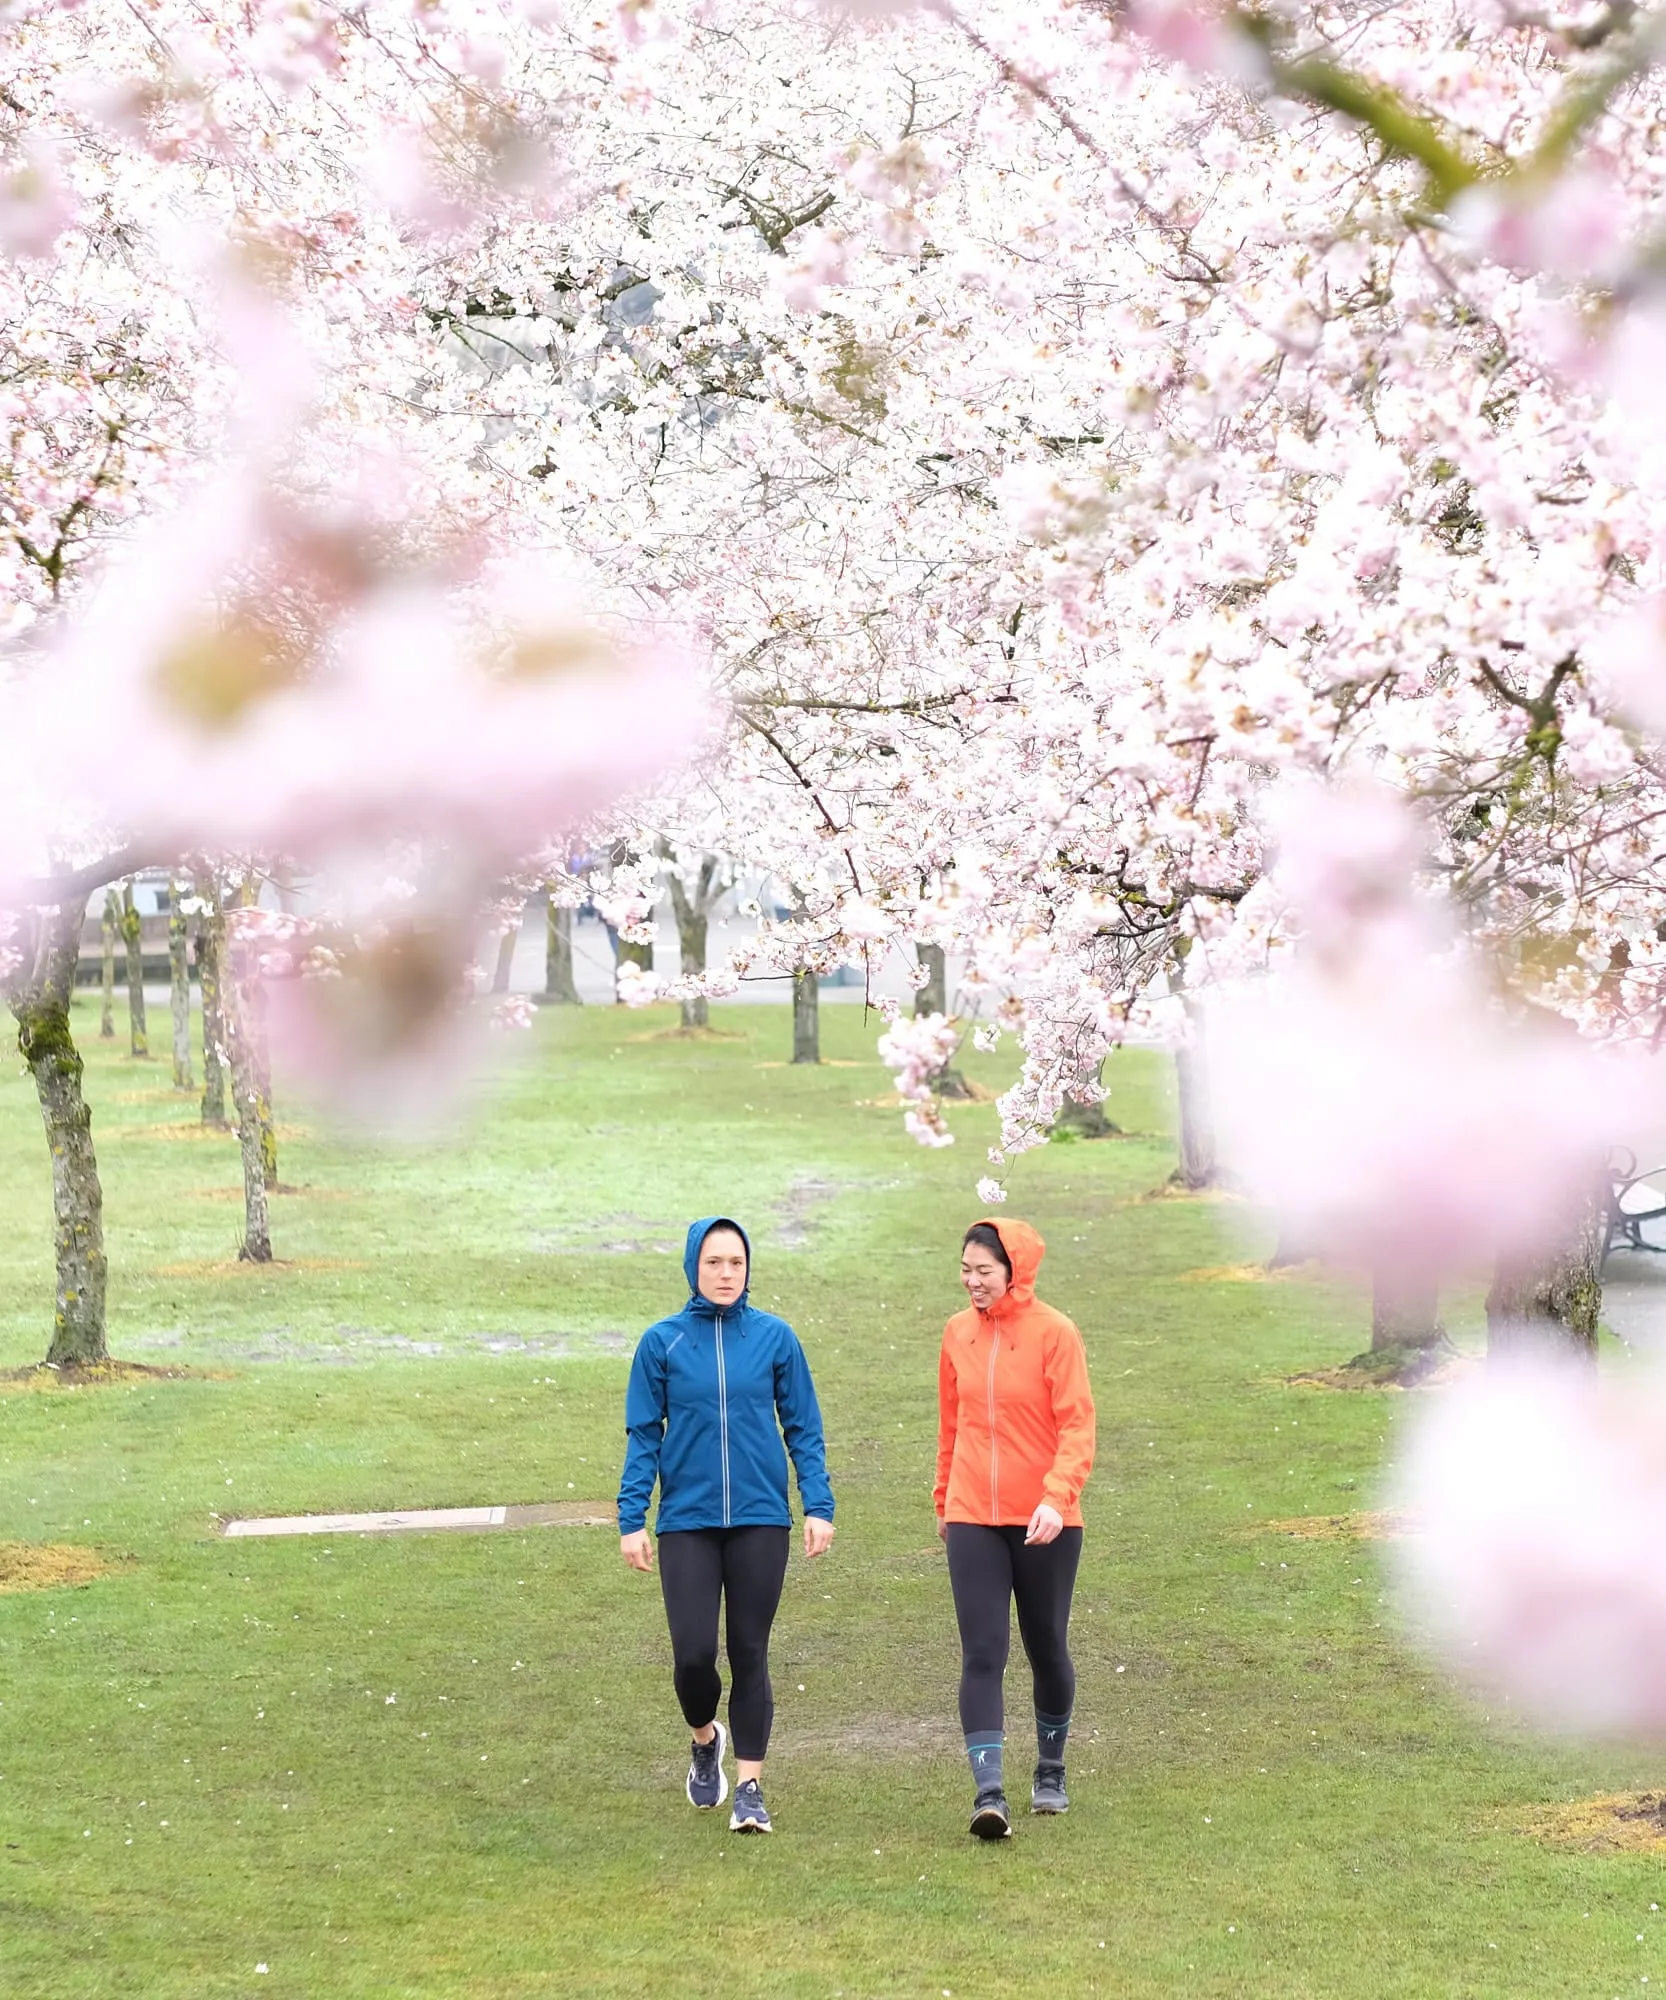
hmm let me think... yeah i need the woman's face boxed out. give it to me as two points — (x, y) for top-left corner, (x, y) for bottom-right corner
(960, 1241), (1010, 1312)
(696, 1228), (748, 1308)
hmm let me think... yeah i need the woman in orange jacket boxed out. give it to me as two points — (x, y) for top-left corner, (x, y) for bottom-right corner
(936, 1217), (1095, 1839)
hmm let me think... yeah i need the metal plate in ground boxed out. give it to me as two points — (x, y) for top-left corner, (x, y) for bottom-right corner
(222, 1501), (613, 1538)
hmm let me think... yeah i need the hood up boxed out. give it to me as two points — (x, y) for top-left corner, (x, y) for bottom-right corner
(977, 1215), (1044, 1312)
(683, 1215), (752, 1313)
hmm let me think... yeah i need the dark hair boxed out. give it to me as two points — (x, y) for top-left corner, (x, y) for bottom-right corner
(962, 1223), (1012, 1277)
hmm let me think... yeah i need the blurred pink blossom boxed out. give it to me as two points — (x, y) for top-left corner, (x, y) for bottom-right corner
(241, 905), (501, 1129)
(43, 473), (707, 875)
(1210, 784), (1654, 1271)
(1451, 168), (1626, 284)
(879, 1011), (962, 1147)
(1393, 1357), (1666, 1737)
(1126, 0), (1265, 79)
(0, 139), (76, 260)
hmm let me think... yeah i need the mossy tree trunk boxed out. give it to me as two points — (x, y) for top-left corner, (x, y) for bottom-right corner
(914, 942), (972, 1099)
(1050, 1058), (1117, 1139)
(232, 879), (278, 1191)
(792, 967), (820, 1064)
(7, 899), (108, 1367)
(1173, 994), (1219, 1190)
(99, 889), (118, 1039)
(665, 851), (726, 1031)
(120, 882), (148, 1058)
(490, 914), (520, 995)
(195, 877), (229, 1128)
(216, 878), (272, 1261)
(540, 896), (581, 1004)
(613, 931), (652, 1000)
(168, 878), (194, 1092)
(1054, 1093), (1118, 1139)
(1486, 1173), (1607, 1368)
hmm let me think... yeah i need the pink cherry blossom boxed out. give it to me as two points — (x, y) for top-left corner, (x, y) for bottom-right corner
(1394, 1357), (1666, 1737)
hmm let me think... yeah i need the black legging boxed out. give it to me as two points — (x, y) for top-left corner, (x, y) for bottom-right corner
(945, 1522), (1083, 1736)
(658, 1525), (790, 1761)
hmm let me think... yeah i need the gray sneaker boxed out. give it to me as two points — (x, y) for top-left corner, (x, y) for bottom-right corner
(970, 1788), (1012, 1840)
(730, 1777), (773, 1834)
(1031, 1763), (1069, 1814)
(686, 1721), (728, 1809)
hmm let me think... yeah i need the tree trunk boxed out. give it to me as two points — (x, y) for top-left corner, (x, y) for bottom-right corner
(248, 964), (278, 1190)
(673, 908), (708, 1029)
(1173, 998), (1218, 1190)
(666, 861), (717, 1030)
(224, 942), (273, 1263)
(1054, 1094), (1118, 1139)
(1486, 1174), (1608, 1368)
(196, 882), (229, 1128)
(613, 932), (653, 1002)
(99, 890), (118, 1039)
(168, 880), (194, 1092)
(120, 882), (148, 1058)
(913, 941), (971, 1098)
(490, 917), (519, 995)
(914, 942), (947, 1018)
(792, 967), (820, 1064)
(540, 897), (581, 1004)
(1372, 1265), (1447, 1353)
(8, 900), (108, 1367)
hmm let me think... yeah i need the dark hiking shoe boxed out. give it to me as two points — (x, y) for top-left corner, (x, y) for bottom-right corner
(1031, 1763), (1069, 1815)
(730, 1778), (773, 1834)
(970, 1789), (1013, 1840)
(686, 1721), (728, 1810)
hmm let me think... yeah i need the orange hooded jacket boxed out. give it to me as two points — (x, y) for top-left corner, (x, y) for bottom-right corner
(935, 1218), (1096, 1529)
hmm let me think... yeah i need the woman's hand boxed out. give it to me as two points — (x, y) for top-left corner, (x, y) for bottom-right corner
(619, 1529), (655, 1572)
(804, 1516), (835, 1559)
(937, 1515), (948, 1542)
(1025, 1503), (1064, 1546)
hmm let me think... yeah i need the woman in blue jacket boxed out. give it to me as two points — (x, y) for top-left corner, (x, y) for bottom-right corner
(618, 1216), (835, 1834)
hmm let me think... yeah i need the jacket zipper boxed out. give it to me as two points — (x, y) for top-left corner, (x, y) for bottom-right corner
(716, 1312), (731, 1527)
(985, 1322), (1000, 1522)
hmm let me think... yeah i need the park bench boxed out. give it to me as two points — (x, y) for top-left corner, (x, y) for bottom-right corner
(1605, 1147), (1666, 1264)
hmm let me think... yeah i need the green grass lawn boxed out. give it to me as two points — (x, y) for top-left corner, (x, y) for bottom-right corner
(0, 999), (1660, 1998)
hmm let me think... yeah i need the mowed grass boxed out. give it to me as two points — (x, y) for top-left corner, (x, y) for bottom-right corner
(0, 999), (1661, 1999)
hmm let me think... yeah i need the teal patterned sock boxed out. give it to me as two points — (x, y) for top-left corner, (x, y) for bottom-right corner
(965, 1734), (1004, 1792)
(1036, 1708), (1071, 1766)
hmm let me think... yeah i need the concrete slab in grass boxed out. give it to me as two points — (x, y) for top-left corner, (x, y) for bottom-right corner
(222, 1501), (614, 1538)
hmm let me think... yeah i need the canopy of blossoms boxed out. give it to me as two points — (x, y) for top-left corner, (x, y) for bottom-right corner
(8, 0), (1666, 1727)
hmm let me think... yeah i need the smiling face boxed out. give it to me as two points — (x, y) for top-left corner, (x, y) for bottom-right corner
(696, 1226), (748, 1308)
(960, 1239), (1011, 1312)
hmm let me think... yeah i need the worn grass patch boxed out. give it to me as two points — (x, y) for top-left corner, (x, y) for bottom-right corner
(1288, 1352), (1472, 1392)
(116, 1121), (312, 1142)
(629, 1025), (748, 1043)
(147, 1257), (371, 1278)
(1181, 1261), (1325, 1284)
(1135, 1180), (1245, 1204)
(0, 1358), (203, 1391)
(183, 1183), (362, 1203)
(1259, 1509), (1417, 1541)
(1521, 1793), (1666, 1854)
(0, 1541), (114, 1591)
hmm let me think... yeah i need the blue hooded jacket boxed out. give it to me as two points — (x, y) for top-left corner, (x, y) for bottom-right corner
(617, 1217), (834, 1536)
